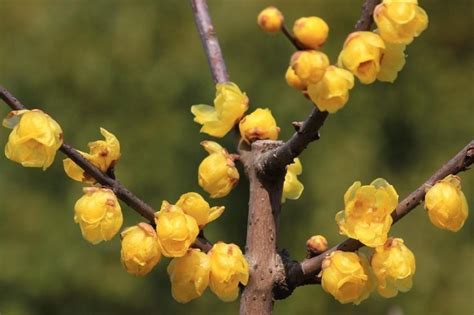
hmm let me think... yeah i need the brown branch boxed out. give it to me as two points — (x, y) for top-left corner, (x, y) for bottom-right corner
(240, 141), (285, 315)
(281, 24), (306, 50)
(260, 0), (381, 173)
(354, 0), (380, 31)
(190, 0), (229, 84)
(0, 85), (211, 252)
(274, 140), (474, 298)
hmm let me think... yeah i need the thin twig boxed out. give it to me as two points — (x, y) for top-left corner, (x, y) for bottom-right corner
(279, 140), (474, 293)
(190, 0), (229, 84)
(281, 24), (306, 50)
(0, 85), (212, 252)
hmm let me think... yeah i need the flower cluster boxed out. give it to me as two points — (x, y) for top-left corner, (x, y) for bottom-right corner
(120, 194), (249, 303)
(168, 242), (248, 303)
(320, 172), (468, 304)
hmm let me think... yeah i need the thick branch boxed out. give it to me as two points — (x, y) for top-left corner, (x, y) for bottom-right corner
(240, 141), (286, 315)
(0, 85), (211, 252)
(190, 0), (229, 84)
(277, 140), (474, 296)
(261, 0), (381, 172)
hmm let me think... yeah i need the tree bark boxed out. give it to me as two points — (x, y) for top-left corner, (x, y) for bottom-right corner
(240, 140), (285, 315)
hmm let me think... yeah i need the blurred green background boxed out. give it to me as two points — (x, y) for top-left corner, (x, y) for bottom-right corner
(0, 1), (472, 314)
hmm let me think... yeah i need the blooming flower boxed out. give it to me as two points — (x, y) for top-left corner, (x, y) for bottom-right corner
(74, 187), (123, 244)
(208, 242), (249, 302)
(63, 128), (120, 183)
(3, 109), (63, 170)
(282, 158), (304, 202)
(424, 175), (469, 232)
(175, 192), (225, 227)
(239, 108), (280, 143)
(120, 223), (161, 276)
(167, 249), (211, 303)
(293, 16), (329, 49)
(336, 178), (398, 247)
(338, 31), (385, 84)
(257, 6), (284, 33)
(198, 141), (239, 198)
(307, 65), (354, 113)
(290, 50), (330, 85)
(374, 0), (428, 44)
(377, 43), (407, 82)
(191, 82), (249, 138)
(321, 251), (374, 304)
(285, 66), (307, 90)
(155, 201), (199, 257)
(371, 237), (416, 298)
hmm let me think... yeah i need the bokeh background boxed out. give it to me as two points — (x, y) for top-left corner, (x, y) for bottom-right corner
(0, 1), (472, 314)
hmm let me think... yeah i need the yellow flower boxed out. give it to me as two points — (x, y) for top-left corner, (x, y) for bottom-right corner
(293, 16), (329, 49)
(74, 187), (123, 244)
(198, 141), (239, 198)
(208, 242), (249, 302)
(191, 82), (249, 138)
(336, 178), (398, 247)
(167, 249), (211, 303)
(371, 237), (416, 298)
(239, 108), (280, 144)
(338, 31), (385, 84)
(321, 251), (374, 305)
(282, 158), (304, 202)
(257, 6), (284, 33)
(374, 0), (428, 45)
(63, 128), (120, 183)
(285, 66), (307, 91)
(307, 66), (354, 113)
(290, 50), (330, 85)
(306, 235), (328, 254)
(377, 43), (407, 82)
(3, 109), (63, 170)
(155, 201), (199, 257)
(120, 223), (161, 276)
(424, 175), (469, 232)
(176, 192), (225, 227)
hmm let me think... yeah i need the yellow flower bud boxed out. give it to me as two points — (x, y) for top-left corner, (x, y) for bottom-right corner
(198, 141), (239, 198)
(239, 108), (280, 144)
(338, 31), (385, 84)
(336, 178), (399, 247)
(307, 66), (354, 113)
(167, 249), (211, 303)
(155, 201), (199, 257)
(175, 192), (225, 227)
(285, 66), (307, 90)
(306, 235), (328, 254)
(191, 82), (249, 138)
(371, 237), (416, 298)
(293, 16), (329, 49)
(374, 0), (428, 45)
(282, 158), (304, 203)
(257, 6), (284, 33)
(63, 128), (121, 183)
(209, 242), (249, 302)
(377, 43), (407, 82)
(424, 175), (469, 232)
(120, 223), (161, 276)
(321, 251), (374, 305)
(290, 50), (330, 85)
(3, 109), (63, 170)
(74, 187), (123, 244)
